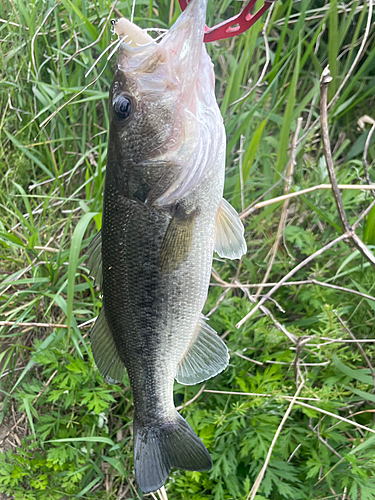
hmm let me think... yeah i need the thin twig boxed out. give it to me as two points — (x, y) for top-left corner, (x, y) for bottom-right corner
(234, 352), (263, 366)
(308, 419), (343, 459)
(131, 0), (137, 23)
(210, 278), (375, 304)
(286, 399), (375, 436)
(31, 3), (60, 78)
(235, 280), (297, 343)
(352, 198), (375, 230)
(255, 118), (303, 299)
(294, 337), (312, 385)
(238, 135), (245, 212)
(168, 0), (174, 24)
(206, 288), (230, 317)
(33, 246), (60, 253)
(158, 486), (168, 500)
(0, 18), (27, 28)
(287, 443), (302, 462)
(240, 180), (282, 215)
(350, 231), (375, 268)
(0, 321), (68, 328)
(0, 239), (54, 296)
(320, 66), (375, 267)
(204, 389), (319, 401)
(335, 313), (375, 389)
(266, 359), (329, 367)
(320, 68), (350, 231)
(176, 384), (207, 411)
(305, 338), (375, 348)
(0, 367), (27, 380)
(65, 0), (118, 64)
(231, 2), (275, 106)
(128, 479), (142, 500)
(246, 381), (305, 500)
(236, 234), (348, 328)
(39, 63), (108, 131)
(320, 68), (375, 268)
(239, 184), (375, 218)
(0, 320), (94, 329)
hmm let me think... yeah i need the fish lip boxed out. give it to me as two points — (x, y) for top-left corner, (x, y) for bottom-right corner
(115, 0), (208, 74)
(116, 39), (158, 72)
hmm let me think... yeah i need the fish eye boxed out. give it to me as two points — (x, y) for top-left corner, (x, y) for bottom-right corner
(113, 95), (133, 122)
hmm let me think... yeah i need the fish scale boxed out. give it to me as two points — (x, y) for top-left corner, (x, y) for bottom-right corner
(87, 0), (247, 492)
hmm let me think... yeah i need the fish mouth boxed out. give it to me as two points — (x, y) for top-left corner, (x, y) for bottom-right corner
(115, 0), (209, 88)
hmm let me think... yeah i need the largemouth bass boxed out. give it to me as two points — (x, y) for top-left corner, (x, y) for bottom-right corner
(87, 0), (246, 492)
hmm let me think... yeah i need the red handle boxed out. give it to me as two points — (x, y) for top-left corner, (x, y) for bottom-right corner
(178, 0), (277, 43)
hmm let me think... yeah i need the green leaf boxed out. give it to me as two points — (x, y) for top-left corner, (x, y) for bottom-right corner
(100, 455), (127, 476)
(23, 397), (36, 439)
(46, 437), (116, 446)
(274, 38), (301, 177)
(66, 212), (98, 337)
(333, 355), (374, 385)
(363, 205), (375, 245)
(235, 118), (268, 200)
(345, 386), (375, 403)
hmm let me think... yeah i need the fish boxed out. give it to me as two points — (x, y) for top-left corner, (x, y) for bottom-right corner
(86, 0), (247, 493)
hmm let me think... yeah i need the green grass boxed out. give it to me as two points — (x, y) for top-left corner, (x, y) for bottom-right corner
(1, 0), (375, 499)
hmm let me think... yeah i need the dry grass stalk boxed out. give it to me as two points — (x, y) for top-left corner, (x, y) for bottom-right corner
(210, 278), (375, 304)
(320, 66), (375, 269)
(231, 1), (275, 106)
(254, 117), (303, 299)
(287, 399), (375, 437)
(158, 486), (169, 500)
(240, 183), (375, 218)
(246, 381), (305, 500)
(65, 0), (119, 64)
(236, 232), (348, 328)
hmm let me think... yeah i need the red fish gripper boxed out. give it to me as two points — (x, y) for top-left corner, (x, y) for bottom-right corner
(178, 0), (278, 43)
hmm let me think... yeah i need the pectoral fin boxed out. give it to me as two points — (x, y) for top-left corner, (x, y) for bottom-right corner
(159, 206), (199, 273)
(214, 198), (247, 259)
(86, 231), (102, 287)
(91, 308), (125, 384)
(176, 316), (229, 385)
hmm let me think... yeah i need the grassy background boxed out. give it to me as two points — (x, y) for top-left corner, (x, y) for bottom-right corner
(1, 0), (375, 498)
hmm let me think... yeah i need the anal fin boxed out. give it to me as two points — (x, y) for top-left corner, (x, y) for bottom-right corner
(214, 198), (247, 259)
(176, 316), (229, 385)
(91, 308), (125, 384)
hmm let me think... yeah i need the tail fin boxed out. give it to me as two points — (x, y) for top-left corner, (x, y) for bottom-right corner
(133, 411), (212, 493)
